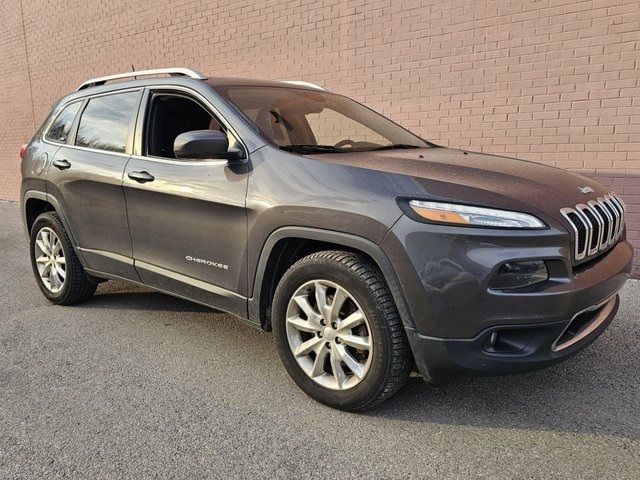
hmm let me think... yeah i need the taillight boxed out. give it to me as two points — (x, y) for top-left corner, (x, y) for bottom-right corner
(19, 144), (27, 159)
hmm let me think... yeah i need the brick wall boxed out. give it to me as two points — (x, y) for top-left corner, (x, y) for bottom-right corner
(0, 0), (638, 276)
(0, 1), (35, 200)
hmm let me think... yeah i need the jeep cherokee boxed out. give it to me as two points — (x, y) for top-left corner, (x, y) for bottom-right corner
(20, 68), (633, 411)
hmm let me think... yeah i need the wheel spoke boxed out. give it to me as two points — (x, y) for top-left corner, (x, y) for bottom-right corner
(41, 230), (50, 249)
(338, 310), (365, 331)
(35, 255), (49, 264)
(56, 256), (66, 265)
(49, 266), (57, 290)
(314, 281), (330, 319)
(310, 343), (329, 377)
(336, 344), (365, 379)
(330, 287), (348, 322)
(52, 239), (62, 255)
(293, 295), (322, 325)
(36, 239), (50, 256)
(287, 315), (321, 334)
(338, 334), (371, 351)
(41, 262), (52, 278)
(330, 348), (347, 389)
(55, 264), (66, 280)
(294, 336), (324, 357)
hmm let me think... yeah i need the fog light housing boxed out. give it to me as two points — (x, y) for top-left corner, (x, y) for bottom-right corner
(490, 260), (548, 290)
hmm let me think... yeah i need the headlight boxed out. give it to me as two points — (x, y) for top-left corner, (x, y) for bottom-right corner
(408, 200), (546, 229)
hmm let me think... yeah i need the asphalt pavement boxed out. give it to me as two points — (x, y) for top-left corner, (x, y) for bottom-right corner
(1, 200), (638, 479)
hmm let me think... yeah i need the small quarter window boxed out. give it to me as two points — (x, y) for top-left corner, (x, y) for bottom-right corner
(45, 102), (81, 143)
(76, 91), (139, 153)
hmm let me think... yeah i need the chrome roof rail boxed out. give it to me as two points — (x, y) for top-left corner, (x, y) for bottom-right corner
(281, 80), (326, 91)
(76, 68), (207, 91)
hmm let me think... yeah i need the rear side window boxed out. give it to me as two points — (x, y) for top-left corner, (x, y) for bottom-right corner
(45, 102), (82, 143)
(75, 91), (139, 153)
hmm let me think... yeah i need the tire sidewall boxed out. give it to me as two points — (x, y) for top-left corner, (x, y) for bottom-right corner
(272, 256), (394, 410)
(30, 214), (72, 303)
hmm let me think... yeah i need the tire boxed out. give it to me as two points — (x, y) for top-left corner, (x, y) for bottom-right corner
(272, 250), (412, 411)
(29, 212), (97, 305)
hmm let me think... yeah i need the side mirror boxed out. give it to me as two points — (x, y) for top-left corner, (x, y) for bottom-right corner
(173, 130), (244, 161)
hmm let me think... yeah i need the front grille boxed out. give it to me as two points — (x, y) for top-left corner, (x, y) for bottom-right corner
(561, 193), (626, 262)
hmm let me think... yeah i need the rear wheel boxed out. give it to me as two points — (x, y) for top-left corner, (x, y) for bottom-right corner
(30, 212), (97, 305)
(272, 250), (412, 411)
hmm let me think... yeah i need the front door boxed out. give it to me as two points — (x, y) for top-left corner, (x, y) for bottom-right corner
(122, 89), (249, 317)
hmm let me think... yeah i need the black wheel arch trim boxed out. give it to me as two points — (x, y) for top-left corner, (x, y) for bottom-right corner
(22, 190), (89, 268)
(248, 226), (416, 329)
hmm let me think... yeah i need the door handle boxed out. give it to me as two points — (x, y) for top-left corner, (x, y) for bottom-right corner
(128, 171), (155, 183)
(53, 159), (71, 170)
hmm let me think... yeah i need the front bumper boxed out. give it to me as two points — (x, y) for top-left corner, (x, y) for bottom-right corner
(381, 215), (633, 382)
(406, 293), (619, 383)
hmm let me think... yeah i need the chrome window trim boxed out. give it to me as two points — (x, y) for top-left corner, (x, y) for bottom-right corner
(42, 87), (142, 152)
(42, 142), (132, 159)
(128, 154), (229, 166)
(41, 83), (247, 164)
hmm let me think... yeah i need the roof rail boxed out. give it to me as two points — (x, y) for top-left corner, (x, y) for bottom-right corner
(281, 80), (326, 91)
(76, 68), (207, 91)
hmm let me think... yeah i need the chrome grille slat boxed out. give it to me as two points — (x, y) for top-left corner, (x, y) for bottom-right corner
(586, 201), (605, 250)
(597, 197), (614, 249)
(603, 198), (616, 241)
(561, 192), (625, 262)
(607, 195), (624, 237)
(575, 205), (594, 256)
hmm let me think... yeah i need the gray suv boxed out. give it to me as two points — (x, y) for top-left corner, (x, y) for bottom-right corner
(20, 68), (633, 411)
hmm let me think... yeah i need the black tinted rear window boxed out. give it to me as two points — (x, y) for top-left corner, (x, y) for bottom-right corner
(75, 91), (139, 153)
(45, 101), (82, 143)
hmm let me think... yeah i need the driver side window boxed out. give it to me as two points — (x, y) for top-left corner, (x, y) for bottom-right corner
(145, 93), (226, 159)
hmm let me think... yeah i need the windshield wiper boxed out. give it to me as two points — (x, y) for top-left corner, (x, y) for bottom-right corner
(279, 144), (348, 154)
(368, 144), (423, 151)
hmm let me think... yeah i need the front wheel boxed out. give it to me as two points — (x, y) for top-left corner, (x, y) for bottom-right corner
(272, 251), (412, 411)
(29, 212), (97, 305)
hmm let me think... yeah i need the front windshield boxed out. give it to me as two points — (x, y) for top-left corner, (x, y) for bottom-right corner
(215, 85), (431, 153)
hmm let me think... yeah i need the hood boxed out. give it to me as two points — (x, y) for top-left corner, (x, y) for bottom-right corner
(310, 147), (609, 225)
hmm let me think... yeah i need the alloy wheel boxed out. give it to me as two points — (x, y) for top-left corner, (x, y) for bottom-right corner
(34, 227), (66, 293)
(285, 279), (373, 390)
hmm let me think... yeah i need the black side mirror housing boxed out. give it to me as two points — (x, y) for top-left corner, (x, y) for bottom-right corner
(173, 130), (244, 161)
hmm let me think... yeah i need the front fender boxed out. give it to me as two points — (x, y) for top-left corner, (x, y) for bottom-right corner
(248, 226), (416, 330)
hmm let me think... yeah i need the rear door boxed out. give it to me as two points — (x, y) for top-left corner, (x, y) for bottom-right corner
(46, 89), (142, 280)
(122, 87), (249, 317)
